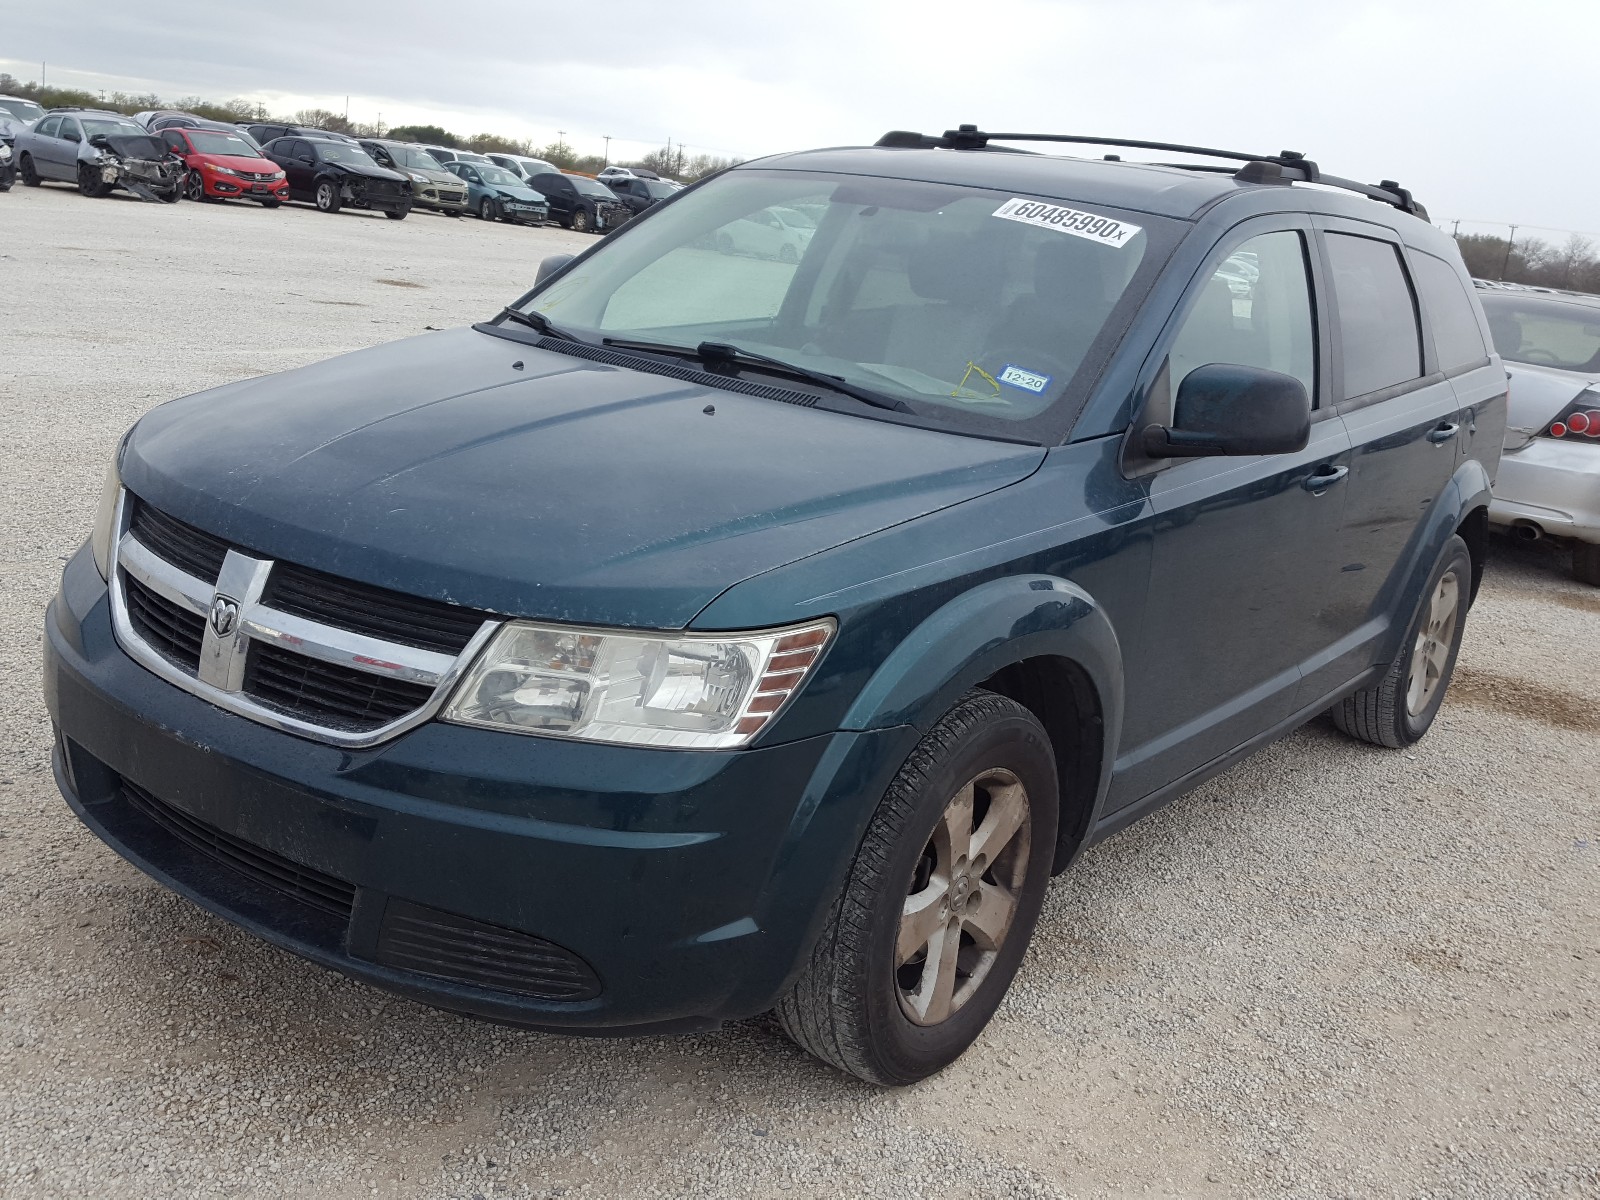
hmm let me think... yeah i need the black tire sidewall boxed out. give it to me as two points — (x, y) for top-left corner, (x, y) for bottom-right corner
(1397, 535), (1472, 741)
(858, 700), (1058, 1083)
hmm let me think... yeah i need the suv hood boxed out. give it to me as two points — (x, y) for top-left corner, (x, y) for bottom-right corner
(122, 327), (1044, 629)
(326, 159), (406, 183)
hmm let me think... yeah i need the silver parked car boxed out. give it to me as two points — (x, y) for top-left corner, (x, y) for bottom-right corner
(1479, 289), (1600, 584)
(14, 109), (184, 201)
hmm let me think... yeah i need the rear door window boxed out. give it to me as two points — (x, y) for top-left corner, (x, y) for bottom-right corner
(1411, 253), (1489, 373)
(1325, 233), (1423, 398)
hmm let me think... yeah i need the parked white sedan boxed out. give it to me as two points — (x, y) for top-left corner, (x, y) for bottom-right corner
(1479, 289), (1600, 584)
(713, 206), (815, 262)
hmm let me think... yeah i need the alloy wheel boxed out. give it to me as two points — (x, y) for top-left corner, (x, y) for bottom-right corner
(316, 182), (336, 211)
(185, 170), (204, 201)
(895, 767), (1031, 1026)
(572, 208), (589, 233)
(1406, 569), (1460, 716)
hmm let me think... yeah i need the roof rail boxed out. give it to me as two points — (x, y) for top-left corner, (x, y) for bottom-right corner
(874, 126), (1428, 220)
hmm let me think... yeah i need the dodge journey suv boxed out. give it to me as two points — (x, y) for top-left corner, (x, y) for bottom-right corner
(44, 126), (1506, 1085)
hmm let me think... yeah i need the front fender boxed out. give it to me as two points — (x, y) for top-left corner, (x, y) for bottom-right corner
(839, 574), (1124, 824)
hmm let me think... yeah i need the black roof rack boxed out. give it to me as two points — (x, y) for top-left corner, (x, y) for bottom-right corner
(874, 125), (1427, 220)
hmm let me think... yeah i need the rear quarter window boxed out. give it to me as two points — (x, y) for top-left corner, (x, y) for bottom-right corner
(1412, 252), (1489, 373)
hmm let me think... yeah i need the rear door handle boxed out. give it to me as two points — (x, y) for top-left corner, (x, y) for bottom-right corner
(1303, 464), (1349, 491)
(1427, 422), (1460, 443)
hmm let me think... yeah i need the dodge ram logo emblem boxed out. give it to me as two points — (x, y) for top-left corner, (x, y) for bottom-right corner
(209, 595), (240, 638)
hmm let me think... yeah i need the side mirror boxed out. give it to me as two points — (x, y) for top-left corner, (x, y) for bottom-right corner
(88, 134), (111, 149)
(536, 254), (574, 285)
(1141, 363), (1310, 458)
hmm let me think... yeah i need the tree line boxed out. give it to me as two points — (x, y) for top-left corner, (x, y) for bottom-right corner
(1453, 231), (1600, 294)
(0, 73), (741, 181)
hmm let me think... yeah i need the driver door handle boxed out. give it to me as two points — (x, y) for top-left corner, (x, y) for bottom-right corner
(1427, 421), (1460, 444)
(1303, 464), (1349, 491)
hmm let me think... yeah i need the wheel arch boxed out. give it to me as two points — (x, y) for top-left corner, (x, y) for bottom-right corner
(838, 575), (1124, 873)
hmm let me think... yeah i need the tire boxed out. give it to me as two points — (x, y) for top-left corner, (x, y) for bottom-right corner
(259, 199), (282, 209)
(1331, 534), (1472, 748)
(478, 196), (498, 221)
(19, 153), (40, 187)
(779, 242), (799, 263)
(184, 170), (205, 201)
(76, 162), (106, 198)
(159, 184), (182, 204)
(446, 209), (461, 218)
(314, 179), (341, 213)
(385, 206), (408, 220)
(1573, 541), (1600, 587)
(715, 231), (734, 253)
(776, 690), (1058, 1086)
(571, 207), (590, 233)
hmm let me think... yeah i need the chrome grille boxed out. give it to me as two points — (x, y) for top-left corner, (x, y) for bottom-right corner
(110, 494), (497, 746)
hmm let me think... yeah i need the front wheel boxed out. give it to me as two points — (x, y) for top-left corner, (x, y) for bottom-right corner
(315, 180), (342, 213)
(776, 690), (1058, 1085)
(478, 196), (499, 221)
(77, 163), (107, 198)
(1332, 534), (1472, 747)
(570, 207), (590, 233)
(184, 170), (205, 201)
(259, 198), (282, 209)
(19, 153), (40, 187)
(385, 206), (409, 220)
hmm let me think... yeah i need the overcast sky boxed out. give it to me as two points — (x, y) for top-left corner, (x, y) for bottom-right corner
(10, 0), (1598, 239)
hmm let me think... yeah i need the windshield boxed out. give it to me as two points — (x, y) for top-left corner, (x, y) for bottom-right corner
(386, 144), (443, 171)
(316, 142), (376, 165)
(186, 131), (261, 157)
(571, 177), (617, 198)
(1482, 295), (1600, 373)
(82, 118), (144, 137)
(0, 98), (45, 123)
(479, 166), (524, 187)
(643, 181), (678, 198)
(518, 168), (1174, 436)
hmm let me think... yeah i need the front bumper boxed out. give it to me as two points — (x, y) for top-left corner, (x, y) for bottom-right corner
(44, 546), (913, 1032)
(1489, 438), (1600, 543)
(414, 187), (469, 212)
(204, 175), (289, 200)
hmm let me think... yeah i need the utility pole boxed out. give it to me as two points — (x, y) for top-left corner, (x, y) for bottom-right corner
(1500, 224), (1519, 281)
(603, 135), (611, 166)
(344, 95), (349, 121)
(1451, 219), (1460, 237)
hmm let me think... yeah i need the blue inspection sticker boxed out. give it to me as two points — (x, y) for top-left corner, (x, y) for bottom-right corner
(998, 364), (1053, 394)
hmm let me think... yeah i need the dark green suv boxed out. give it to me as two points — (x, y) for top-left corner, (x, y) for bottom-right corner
(45, 127), (1505, 1084)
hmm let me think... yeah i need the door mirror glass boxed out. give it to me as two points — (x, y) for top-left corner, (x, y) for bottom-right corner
(536, 254), (575, 285)
(1142, 363), (1310, 458)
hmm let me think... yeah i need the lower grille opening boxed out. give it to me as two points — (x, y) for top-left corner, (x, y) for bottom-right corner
(120, 780), (355, 918)
(124, 575), (205, 670)
(374, 899), (601, 1001)
(243, 643), (434, 732)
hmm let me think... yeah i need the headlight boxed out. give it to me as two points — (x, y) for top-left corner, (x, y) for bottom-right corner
(89, 456), (122, 581)
(443, 619), (834, 749)
(409, 171), (428, 183)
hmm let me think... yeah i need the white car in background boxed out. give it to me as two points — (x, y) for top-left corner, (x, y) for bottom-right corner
(714, 205), (815, 262)
(1478, 288), (1600, 584)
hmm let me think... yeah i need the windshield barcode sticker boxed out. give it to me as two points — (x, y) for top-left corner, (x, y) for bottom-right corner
(992, 199), (1142, 247)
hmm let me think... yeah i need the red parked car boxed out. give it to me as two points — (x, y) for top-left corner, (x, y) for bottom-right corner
(158, 127), (289, 206)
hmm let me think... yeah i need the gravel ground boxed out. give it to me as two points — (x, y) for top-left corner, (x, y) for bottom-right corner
(1, 182), (1596, 1200)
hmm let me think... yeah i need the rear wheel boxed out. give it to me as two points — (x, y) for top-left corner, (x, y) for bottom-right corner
(571, 207), (590, 233)
(315, 179), (342, 213)
(776, 690), (1058, 1085)
(1573, 541), (1600, 587)
(1331, 534), (1471, 747)
(19, 153), (40, 186)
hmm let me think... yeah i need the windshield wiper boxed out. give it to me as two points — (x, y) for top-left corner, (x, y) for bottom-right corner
(600, 337), (913, 413)
(499, 307), (578, 341)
